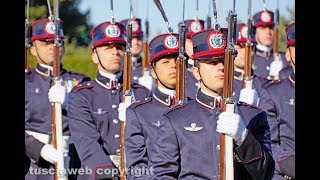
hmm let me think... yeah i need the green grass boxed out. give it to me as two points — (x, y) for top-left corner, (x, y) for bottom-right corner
(28, 43), (97, 79)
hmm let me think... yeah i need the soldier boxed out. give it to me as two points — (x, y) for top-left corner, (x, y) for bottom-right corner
(150, 28), (275, 179)
(233, 23), (264, 105)
(25, 17), (90, 179)
(67, 21), (151, 180)
(252, 9), (291, 81)
(124, 32), (183, 179)
(120, 18), (153, 90)
(258, 22), (295, 180)
(181, 19), (205, 99)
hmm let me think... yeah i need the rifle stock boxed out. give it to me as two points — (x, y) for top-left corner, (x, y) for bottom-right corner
(141, 19), (149, 76)
(25, 20), (31, 73)
(243, 10), (253, 88)
(220, 10), (237, 180)
(51, 1), (66, 179)
(120, 23), (133, 180)
(175, 22), (187, 103)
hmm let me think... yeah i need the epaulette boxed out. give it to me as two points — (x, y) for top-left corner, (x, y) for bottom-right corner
(187, 96), (195, 101)
(237, 101), (262, 111)
(165, 102), (187, 115)
(73, 80), (94, 92)
(132, 83), (149, 91)
(262, 79), (284, 88)
(131, 97), (152, 109)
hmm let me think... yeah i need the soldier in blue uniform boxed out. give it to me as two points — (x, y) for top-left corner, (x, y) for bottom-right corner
(182, 19), (205, 99)
(25, 17), (91, 180)
(124, 33), (182, 179)
(67, 21), (151, 180)
(258, 22), (295, 180)
(252, 10), (291, 81)
(150, 28), (275, 179)
(120, 18), (153, 90)
(233, 23), (265, 105)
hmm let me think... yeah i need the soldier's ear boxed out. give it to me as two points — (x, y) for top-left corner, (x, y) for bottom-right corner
(30, 45), (37, 57)
(192, 65), (201, 81)
(150, 67), (157, 80)
(285, 48), (291, 62)
(91, 50), (99, 65)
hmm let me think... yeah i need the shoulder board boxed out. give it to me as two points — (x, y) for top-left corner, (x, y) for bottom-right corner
(73, 80), (94, 92)
(165, 103), (187, 115)
(131, 97), (152, 109)
(187, 96), (195, 101)
(237, 101), (262, 111)
(263, 79), (284, 88)
(25, 68), (35, 81)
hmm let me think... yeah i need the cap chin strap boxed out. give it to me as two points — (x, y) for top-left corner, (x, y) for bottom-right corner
(198, 65), (222, 95)
(95, 49), (108, 71)
(152, 64), (175, 90)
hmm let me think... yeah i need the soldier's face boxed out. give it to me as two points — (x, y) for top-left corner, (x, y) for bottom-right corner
(286, 46), (295, 69)
(151, 55), (177, 89)
(234, 44), (246, 68)
(256, 26), (274, 46)
(193, 59), (224, 94)
(92, 43), (125, 74)
(30, 40), (64, 65)
(185, 38), (194, 57)
(131, 36), (143, 57)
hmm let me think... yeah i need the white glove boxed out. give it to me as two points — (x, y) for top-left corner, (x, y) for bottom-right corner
(138, 71), (154, 90)
(118, 102), (131, 122)
(48, 80), (67, 104)
(239, 87), (259, 106)
(269, 59), (283, 77)
(216, 112), (248, 146)
(40, 144), (58, 164)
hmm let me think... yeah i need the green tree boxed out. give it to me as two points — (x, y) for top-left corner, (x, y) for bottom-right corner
(25, 0), (92, 46)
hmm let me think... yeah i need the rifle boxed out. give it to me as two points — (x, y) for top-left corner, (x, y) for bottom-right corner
(141, 2), (149, 76)
(176, 0), (187, 103)
(153, 0), (173, 33)
(270, 0), (281, 81)
(51, 0), (66, 179)
(120, 21), (133, 180)
(243, 0), (253, 88)
(25, 1), (31, 73)
(206, 0), (211, 29)
(220, 8), (237, 180)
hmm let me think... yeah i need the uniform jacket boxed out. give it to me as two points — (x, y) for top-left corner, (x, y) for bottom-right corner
(258, 71), (295, 179)
(68, 71), (151, 180)
(150, 89), (275, 180)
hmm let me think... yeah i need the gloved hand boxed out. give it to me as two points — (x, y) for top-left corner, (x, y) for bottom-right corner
(216, 112), (248, 146)
(269, 59), (283, 77)
(48, 80), (67, 104)
(118, 102), (131, 122)
(138, 71), (154, 90)
(239, 87), (259, 106)
(40, 144), (58, 164)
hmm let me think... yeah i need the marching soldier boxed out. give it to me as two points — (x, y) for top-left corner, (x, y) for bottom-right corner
(252, 9), (291, 81)
(233, 23), (265, 105)
(258, 22), (295, 180)
(120, 18), (153, 90)
(150, 28), (275, 179)
(125, 33), (182, 179)
(25, 17), (90, 179)
(182, 19), (205, 99)
(67, 21), (151, 180)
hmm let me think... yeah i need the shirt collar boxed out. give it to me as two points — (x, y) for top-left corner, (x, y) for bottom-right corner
(153, 86), (176, 106)
(196, 89), (221, 109)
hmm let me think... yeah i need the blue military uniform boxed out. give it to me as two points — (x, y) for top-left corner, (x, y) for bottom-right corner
(233, 23), (270, 101)
(252, 10), (291, 80)
(120, 18), (144, 83)
(68, 21), (151, 180)
(150, 26), (274, 180)
(150, 89), (275, 179)
(25, 18), (90, 180)
(258, 22), (295, 180)
(182, 19), (205, 99)
(124, 32), (183, 179)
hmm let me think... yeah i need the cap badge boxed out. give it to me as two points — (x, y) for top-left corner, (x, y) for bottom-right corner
(261, 11), (271, 22)
(190, 21), (201, 33)
(130, 20), (139, 32)
(209, 33), (224, 48)
(240, 26), (248, 39)
(164, 35), (178, 49)
(45, 21), (56, 34)
(105, 24), (121, 37)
